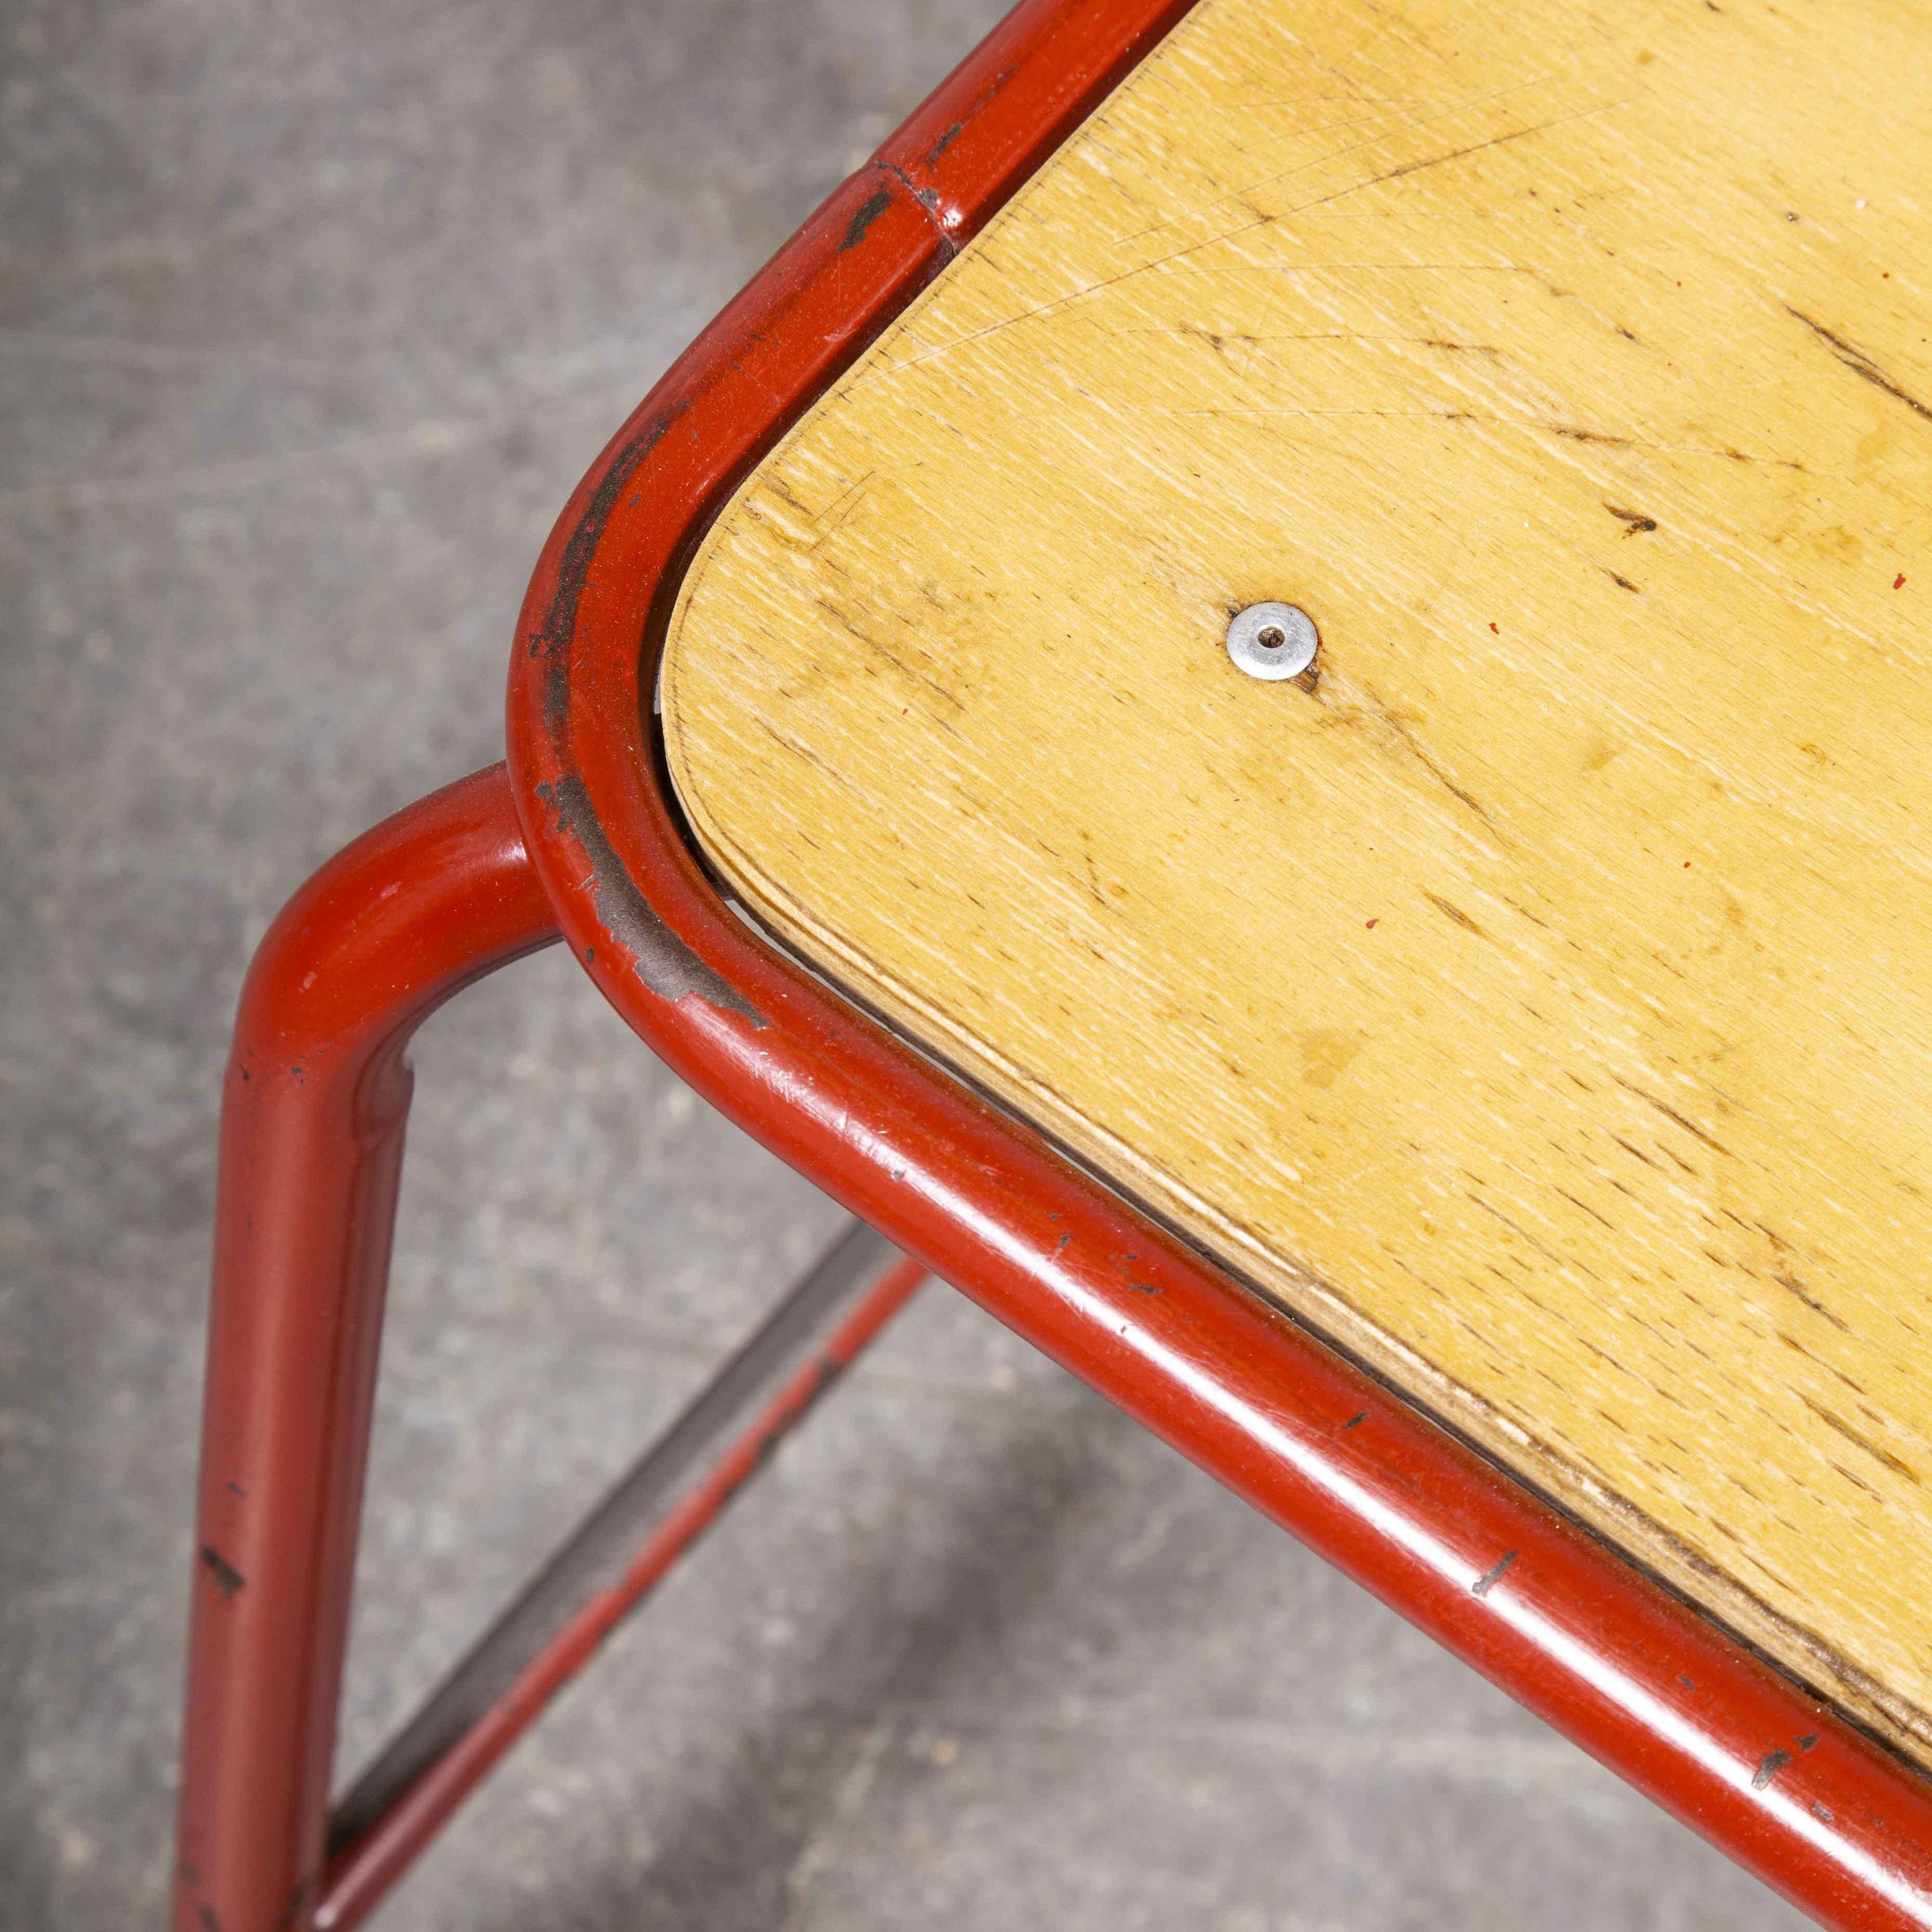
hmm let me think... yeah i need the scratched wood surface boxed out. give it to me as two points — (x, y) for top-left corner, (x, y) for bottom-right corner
(662, 0), (1932, 1757)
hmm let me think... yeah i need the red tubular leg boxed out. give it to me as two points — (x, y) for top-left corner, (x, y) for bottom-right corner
(174, 764), (559, 1932)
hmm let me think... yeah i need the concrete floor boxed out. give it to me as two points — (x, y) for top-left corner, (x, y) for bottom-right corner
(0, 2), (1818, 1926)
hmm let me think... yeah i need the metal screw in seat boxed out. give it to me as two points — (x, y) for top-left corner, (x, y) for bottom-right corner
(1226, 601), (1318, 680)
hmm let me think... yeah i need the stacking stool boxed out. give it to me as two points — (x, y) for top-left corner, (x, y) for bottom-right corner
(174, 0), (1932, 1924)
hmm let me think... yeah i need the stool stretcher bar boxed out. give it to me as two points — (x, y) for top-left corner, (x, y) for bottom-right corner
(320, 1221), (924, 1930)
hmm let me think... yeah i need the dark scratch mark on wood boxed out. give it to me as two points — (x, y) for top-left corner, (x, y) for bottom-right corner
(1785, 307), (1932, 424)
(1772, 1271), (1851, 1333)
(755, 718), (860, 793)
(1423, 891), (1486, 937)
(1777, 1334), (1867, 1401)
(1550, 424), (1635, 447)
(1305, 105), (1631, 217)
(1604, 502), (1658, 533)
(1465, 1191), (1601, 1281)
(1799, 1395), (1921, 1483)
(1355, 685), (1502, 835)
(1610, 1076), (1732, 1156)
(813, 595), (965, 714)
(1557, 1187), (1618, 1231)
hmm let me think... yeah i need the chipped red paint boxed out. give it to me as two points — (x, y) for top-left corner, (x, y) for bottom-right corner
(178, 0), (1932, 1926)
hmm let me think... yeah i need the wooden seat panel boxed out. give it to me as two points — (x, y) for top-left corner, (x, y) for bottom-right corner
(662, 0), (1932, 1758)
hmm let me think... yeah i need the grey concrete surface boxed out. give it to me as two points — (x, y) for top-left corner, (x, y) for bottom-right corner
(0, 2), (1817, 1926)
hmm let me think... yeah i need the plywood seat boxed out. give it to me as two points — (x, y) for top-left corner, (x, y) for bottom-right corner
(660, 0), (1932, 1767)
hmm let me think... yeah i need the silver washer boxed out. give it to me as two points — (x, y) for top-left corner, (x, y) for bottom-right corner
(1226, 602), (1318, 681)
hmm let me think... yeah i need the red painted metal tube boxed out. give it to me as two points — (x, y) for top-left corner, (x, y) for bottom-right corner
(174, 764), (559, 1932)
(499, 1), (1932, 1925)
(315, 1234), (925, 1932)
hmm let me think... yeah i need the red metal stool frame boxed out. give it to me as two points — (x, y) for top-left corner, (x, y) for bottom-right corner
(175, 2), (1932, 1927)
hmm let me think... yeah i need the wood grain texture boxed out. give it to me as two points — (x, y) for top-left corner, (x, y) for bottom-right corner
(662, 0), (1932, 1757)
